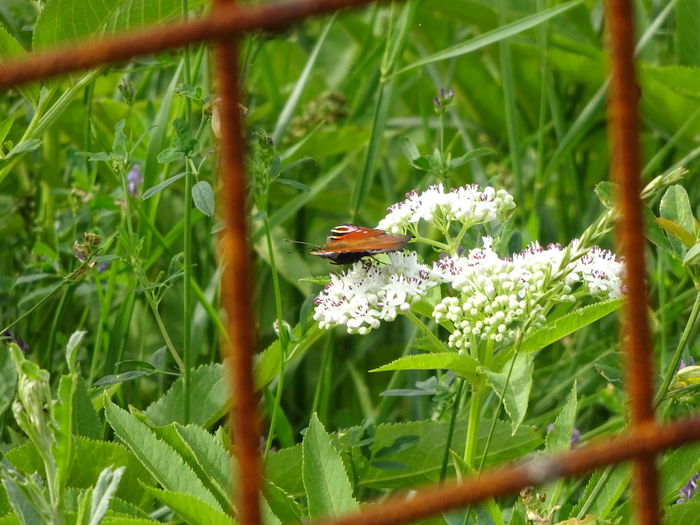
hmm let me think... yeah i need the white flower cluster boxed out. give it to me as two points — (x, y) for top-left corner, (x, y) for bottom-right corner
(376, 184), (515, 234)
(313, 252), (441, 334)
(432, 238), (624, 352)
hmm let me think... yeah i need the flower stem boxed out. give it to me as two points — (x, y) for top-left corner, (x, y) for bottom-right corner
(411, 235), (450, 252)
(403, 310), (449, 353)
(463, 385), (484, 467)
(654, 289), (700, 406)
(440, 377), (464, 481)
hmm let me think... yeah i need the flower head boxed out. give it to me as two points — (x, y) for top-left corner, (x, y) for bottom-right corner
(313, 252), (441, 334)
(432, 237), (624, 352)
(377, 184), (515, 235)
(433, 88), (455, 114)
(127, 164), (142, 196)
(677, 473), (699, 504)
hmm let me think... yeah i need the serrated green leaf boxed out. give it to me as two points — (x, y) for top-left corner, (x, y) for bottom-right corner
(141, 486), (231, 525)
(482, 353), (533, 434)
(262, 479), (302, 524)
(192, 181), (215, 217)
(371, 352), (478, 380)
(144, 363), (228, 427)
(519, 299), (623, 354)
(302, 414), (358, 518)
(104, 401), (220, 510)
(545, 382), (577, 454)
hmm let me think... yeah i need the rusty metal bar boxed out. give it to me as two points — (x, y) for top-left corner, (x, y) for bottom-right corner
(0, 0), (381, 90)
(606, 0), (660, 523)
(213, 1), (261, 523)
(313, 417), (700, 525)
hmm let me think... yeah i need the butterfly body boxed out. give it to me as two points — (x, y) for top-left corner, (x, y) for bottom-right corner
(310, 224), (412, 265)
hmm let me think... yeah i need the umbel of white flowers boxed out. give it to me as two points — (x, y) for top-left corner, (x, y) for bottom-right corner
(312, 185), (624, 343)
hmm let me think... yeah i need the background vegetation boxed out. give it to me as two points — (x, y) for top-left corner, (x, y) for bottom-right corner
(1, 0), (700, 523)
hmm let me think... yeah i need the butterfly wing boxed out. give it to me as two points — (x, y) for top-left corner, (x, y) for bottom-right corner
(310, 225), (412, 264)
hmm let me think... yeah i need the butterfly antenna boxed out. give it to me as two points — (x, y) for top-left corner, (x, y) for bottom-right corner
(284, 239), (321, 249)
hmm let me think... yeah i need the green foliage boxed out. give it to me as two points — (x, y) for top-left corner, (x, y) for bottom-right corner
(1, 0), (700, 522)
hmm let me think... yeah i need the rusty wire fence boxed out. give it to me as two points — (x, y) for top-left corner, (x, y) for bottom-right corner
(1, 0), (699, 524)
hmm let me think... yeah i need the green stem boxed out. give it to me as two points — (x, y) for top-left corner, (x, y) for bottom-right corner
(403, 310), (449, 353)
(264, 215), (289, 456)
(147, 292), (185, 371)
(654, 290), (700, 406)
(440, 378), (464, 481)
(463, 385), (484, 467)
(410, 235), (450, 252)
(181, 0), (193, 424)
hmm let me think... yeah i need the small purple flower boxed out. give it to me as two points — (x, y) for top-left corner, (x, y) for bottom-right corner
(433, 88), (455, 114)
(677, 473), (699, 504)
(127, 164), (143, 196)
(680, 356), (696, 369)
(97, 262), (108, 273)
(546, 423), (581, 448)
(2, 330), (29, 354)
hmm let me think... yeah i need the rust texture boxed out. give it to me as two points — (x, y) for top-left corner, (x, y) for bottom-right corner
(0, 0), (381, 90)
(312, 418), (700, 525)
(213, 0), (261, 523)
(606, 0), (660, 523)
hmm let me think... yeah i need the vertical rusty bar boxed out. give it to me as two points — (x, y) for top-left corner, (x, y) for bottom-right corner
(606, 1), (660, 523)
(213, 0), (262, 523)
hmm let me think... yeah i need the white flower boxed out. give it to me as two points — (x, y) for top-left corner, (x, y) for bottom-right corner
(313, 252), (441, 334)
(376, 184), (515, 234)
(432, 237), (624, 351)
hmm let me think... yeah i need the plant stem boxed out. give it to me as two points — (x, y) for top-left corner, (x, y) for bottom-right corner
(654, 289), (700, 406)
(463, 385), (484, 467)
(403, 310), (449, 353)
(440, 377), (464, 481)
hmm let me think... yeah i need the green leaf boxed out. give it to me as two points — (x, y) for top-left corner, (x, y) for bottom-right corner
(676, 0), (700, 66)
(0, 472), (46, 525)
(519, 299), (624, 354)
(665, 502), (700, 525)
(262, 480), (302, 524)
(660, 443), (700, 504)
(302, 414), (358, 518)
(656, 217), (696, 250)
(142, 486), (231, 525)
(89, 467), (125, 525)
(65, 330), (86, 374)
(482, 353), (533, 434)
(660, 185), (694, 232)
(371, 353), (478, 381)
(4, 140), (41, 160)
(142, 172), (186, 200)
(191, 181), (215, 217)
(397, 0), (583, 74)
(156, 147), (185, 164)
(93, 371), (153, 387)
(449, 148), (494, 169)
(104, 401), (221, 510)
(0, 346), (17, 417)
(644, 205), (672, 252)
(684, 242), (700, 265)
(594, 181), (615, 209)
(571, 465), (630, 519)
(399, 136), (420, 163)
(545, 382), (577, 454)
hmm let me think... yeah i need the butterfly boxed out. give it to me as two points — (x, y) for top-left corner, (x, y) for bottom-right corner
(309, 224), (412, 265)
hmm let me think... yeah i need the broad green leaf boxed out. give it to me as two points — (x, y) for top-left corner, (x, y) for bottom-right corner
(0, 474), (45, 525)
(594, 181), (615, 209)
(660, 185), (694, 231)
(397, 0), (583, 74)
(89, 467), (125, 525)
(0, 347), (17, 417)
(371, 353), (478, 380)
(644, 205), (672, 252)
(5, 437), (154, 505)
(571, 465), (630, 519)
(267, 419), (542, 495)
(142, 486), (231, 525)
(105, 401), (221, 510)
(115, 0), (206, 33)
(4, 140), (41, 160)
(519, 299), (624, 354)
(0, 513), (20, 525)
(192, 181), (215, 218)
(644, 65), (700, 100)
(482, 353), (533, 434)
(0, 25), (36, 106)
(144, 363), (228, 427)
(302, 414), (358, 518)
(399, 136), (420, 162)
(545, 382), (577, 454)
(659, 443), (700, 504)
(664, 501), (700, 524)
(174, 424), (233, 510)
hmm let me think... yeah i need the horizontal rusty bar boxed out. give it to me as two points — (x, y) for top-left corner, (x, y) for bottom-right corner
(314, 417), (700, 525)
(0, 0), (381, 90)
